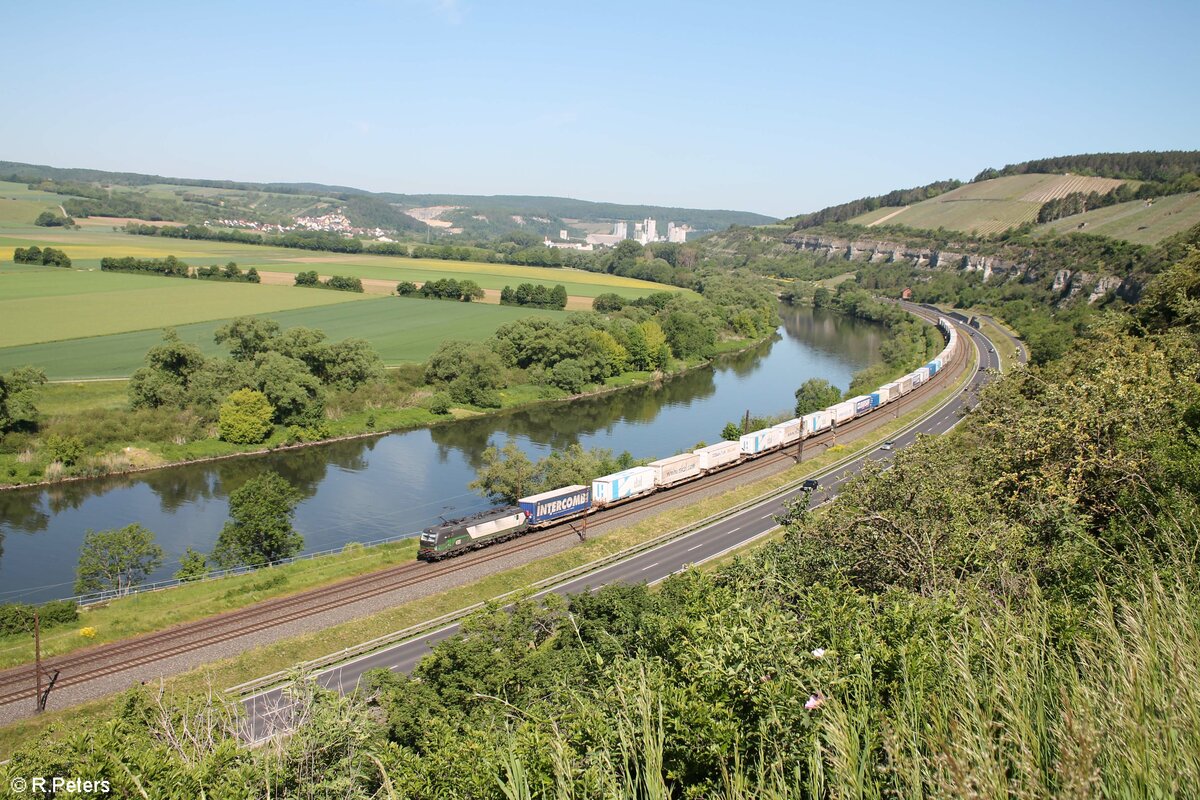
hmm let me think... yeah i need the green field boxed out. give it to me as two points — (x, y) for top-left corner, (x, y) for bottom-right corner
(1039, 191), (1200, 244)
(848, 174), (1131, 236)
(0, 263), (367, 347)
(0, 296), (566, 378)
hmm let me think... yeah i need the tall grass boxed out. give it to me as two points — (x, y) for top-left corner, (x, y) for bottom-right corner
(495, 577), (1200, 798)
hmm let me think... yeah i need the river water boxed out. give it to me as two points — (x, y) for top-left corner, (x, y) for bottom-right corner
(0, 305), (883, 603)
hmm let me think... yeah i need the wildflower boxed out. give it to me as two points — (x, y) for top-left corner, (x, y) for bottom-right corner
(805, 692), (826, 711)
(811, 647), (826, 658)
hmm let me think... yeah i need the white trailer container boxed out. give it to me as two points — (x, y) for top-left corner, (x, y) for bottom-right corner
(591, 466), (658, 506)
(897, 375), (914, 395)
(693, 440), (741, 471)
(739, 426), (784, 456)
(830, 400), (856, 424)
(879, 382), (898, 404)
(647, 452), (702, 487)
(772, 418), (804, 445)
(913, 366), (930, 386)
(803, 410), (831, 437)
(851, 394), (873, 415)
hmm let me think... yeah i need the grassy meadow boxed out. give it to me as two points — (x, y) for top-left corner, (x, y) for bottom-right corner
(0, 296), (567, 378)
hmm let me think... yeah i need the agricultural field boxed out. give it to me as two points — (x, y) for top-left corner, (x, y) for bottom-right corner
(0, 225), (674, 299)
(1039, 191), (1200, 244)
(0, 263), (367, 348)
(849, 173), (1131, 235)
(0, 296), (566, 379)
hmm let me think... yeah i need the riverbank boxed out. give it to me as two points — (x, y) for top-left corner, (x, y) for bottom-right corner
(0, 334), (770, 492)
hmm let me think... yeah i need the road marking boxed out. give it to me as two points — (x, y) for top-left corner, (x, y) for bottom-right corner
(686, 543), (705, 552)
(640, 561), (660, 571)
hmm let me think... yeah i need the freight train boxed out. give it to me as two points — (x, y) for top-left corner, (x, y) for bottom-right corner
(417, 317), (960, 560)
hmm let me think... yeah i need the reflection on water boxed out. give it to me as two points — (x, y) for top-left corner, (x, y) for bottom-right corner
(0, 306), (882, 602)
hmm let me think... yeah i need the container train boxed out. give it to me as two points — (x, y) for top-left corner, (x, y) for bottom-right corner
(417, 317), (960, 560)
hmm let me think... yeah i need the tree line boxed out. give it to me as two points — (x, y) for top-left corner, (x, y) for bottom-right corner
(12, 246), (71, 267)
(294, 270), (363, 292)
(397, 278), (485, 301)
(975, 149), (1200, 182)
(499, 283), (567, 309)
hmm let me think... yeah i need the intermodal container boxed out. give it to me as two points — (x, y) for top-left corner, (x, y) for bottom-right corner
(879, 383), (898, 403)
(925, 361), (938, 377)
(648, 452), (702, 486)
(851, 395), (873, 415)
(772, 418), (804, 445)
(830, 400), (856, 424)
(914, 367), (930, 385)
(803, 410), (831, 436)
(519, 485), (592, 525)
(739, 426), (784, 455)
(591, 466), (657, 506)
(897, 376), (914, 395)
(694, 440), (741, 471)
(869, 391), (883, 408)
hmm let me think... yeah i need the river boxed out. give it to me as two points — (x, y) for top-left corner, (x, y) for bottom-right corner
(0, 305), (884, 603)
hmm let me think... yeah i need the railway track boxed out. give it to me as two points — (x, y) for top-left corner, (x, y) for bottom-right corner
(0, 309), (970, 711)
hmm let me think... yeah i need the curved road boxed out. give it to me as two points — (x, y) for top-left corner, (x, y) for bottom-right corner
(245, 315), (1015, 739)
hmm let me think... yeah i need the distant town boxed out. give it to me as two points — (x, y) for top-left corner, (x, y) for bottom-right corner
(545, 218), (693, 251)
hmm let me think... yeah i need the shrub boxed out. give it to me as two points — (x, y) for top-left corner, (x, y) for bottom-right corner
(45, 434), (85, 466)
(428, 393), (452, 415)
(218, 388), (275, 444)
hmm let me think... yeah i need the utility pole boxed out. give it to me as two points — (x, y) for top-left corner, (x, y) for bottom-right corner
(742, 409), (750, 437)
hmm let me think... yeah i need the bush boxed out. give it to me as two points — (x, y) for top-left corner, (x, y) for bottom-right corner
(396, 281), (419, 296)
(45, 434), (85, 466)
(428, 393), (452, 415)
(218, 388), (275, 444)
(294, 270), (320, 287)
(285, 422), (332, 443)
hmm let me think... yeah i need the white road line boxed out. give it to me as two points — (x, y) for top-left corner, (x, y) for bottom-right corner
(686, 543), (705, 552)
(640, 562), (660, 571)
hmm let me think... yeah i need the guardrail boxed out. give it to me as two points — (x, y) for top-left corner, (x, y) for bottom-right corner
(228, 335), (978, 697)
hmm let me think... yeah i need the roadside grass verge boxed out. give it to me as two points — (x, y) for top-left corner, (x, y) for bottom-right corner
(0, 342), (975, 756)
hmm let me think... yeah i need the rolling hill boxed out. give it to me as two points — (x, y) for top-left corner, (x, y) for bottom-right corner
(0, 160), (775, 240)
(847, 173), (1128, 235)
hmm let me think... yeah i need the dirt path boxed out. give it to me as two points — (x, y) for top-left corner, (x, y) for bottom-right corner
(867, 207), (908, 227)
(255, 271), (594, 310)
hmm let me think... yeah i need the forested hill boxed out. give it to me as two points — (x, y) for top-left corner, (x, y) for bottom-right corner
(973, 149), (1200, 182)
(0, 160), (775, 237)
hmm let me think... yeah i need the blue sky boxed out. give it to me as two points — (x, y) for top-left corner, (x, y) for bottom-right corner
(3, 0), (1197, 217)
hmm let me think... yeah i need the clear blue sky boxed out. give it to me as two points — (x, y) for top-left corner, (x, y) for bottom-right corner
(3, 0), (1197, 218)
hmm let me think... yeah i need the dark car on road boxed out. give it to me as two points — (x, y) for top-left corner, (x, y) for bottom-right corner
(802, 479), (819, 490)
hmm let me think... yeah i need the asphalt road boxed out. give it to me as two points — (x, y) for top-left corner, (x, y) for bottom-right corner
(244, 317), (1013, 740)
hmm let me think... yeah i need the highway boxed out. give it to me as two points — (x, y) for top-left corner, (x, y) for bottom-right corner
(244, 316), (1012, 740)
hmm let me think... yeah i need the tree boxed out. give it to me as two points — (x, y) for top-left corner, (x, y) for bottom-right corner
(593, 293), (626, 312)
(295, 270), (320, 287)
(212, 472), (303, 568)
(458, 280), (485, 302)
(253, 351), (324, 424)
(74, 524), (165, 595)
(35, 210), (73, 227)
(470, 442), (540, 503)
(0, 366), (46, 433)
(215, 317), (281, 361)
(425, 340), (507, 407)
(175, 548), (210, 581)
(794, 378), (843, 416)
(396, 281), (419, 296)
(128, 330), (207, 409)
(218, 388), (275, 444)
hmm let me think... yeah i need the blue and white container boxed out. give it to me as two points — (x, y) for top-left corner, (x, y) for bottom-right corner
(851, 395), (873, 415)
(520, 485), (592, 525)
(591, 467), (657, 506)
(740, 426), (784, 455)
(803, 410), (831, 436)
